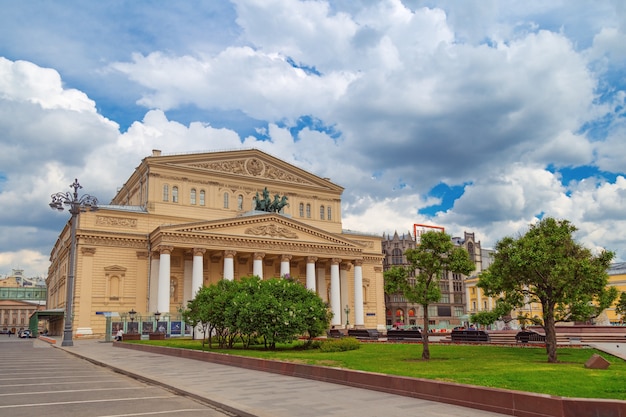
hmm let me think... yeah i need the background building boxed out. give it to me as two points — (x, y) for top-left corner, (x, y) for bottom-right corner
(46, 149), (385, 338)
(381, 231), (482, 330)
(0, 269), (47, 334)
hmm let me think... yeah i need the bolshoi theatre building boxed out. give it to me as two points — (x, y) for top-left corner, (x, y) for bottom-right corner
(46, 149), (385, 338)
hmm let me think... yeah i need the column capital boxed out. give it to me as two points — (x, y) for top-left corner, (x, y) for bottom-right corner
(281, 254), (292, 262)
(193, 248), (206, 256)
(340, 262), (352, 271)
(158, 245), (174, 255)
(306, 256), (318, 264)
(353, 259), (363, 267)
(224, 250), (237, 258)
(331, 258), (342, 265)
(253, 252), (266, 260)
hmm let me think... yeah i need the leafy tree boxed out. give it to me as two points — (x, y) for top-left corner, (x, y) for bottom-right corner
(185, 275), (331, 350)
(615, 292), (626, 323)
(384, 230), (475, 359)
(478, 218), (616, 363)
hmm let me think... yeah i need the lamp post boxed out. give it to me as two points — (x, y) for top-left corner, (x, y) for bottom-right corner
(344, 304), (350, 328)
(50, 179), (98, 347)
(154, 311), (161, 332)
(128, 309), (137, 333)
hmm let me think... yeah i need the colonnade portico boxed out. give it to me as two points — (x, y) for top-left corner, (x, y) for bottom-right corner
(151, 245), (365, 328)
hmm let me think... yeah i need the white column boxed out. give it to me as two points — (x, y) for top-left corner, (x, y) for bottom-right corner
(253, 252), (265, 278)
(306, 256), (317, 291)
(192, 248), (205, 297)
(353, 260), (364, 327)
(340, 263), (350, 327)
(280, 254), (292, 278)
(316, 264), (327, 302)
(223, 250), (236, 281)
(183, 255), (193, 305)
(149, 253), (160, 314)
(157, 246), (173, 313)
(330, 258), (341, 326)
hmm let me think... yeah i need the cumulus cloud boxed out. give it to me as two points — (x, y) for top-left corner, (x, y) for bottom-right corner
(2, 0), (626, 277)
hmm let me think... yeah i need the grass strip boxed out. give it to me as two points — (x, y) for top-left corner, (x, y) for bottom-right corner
(129, 339), (626, 400)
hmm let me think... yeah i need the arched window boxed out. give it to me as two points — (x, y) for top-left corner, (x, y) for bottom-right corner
(320, 205), (325, 220)
(299, 203), (304, 217)
(162, 184), (169, 201)
(199, 190), (205, 206)
(190, 188), (196, 205)
(237, 194), (244, 210)
(327, 206), (332, 221)
(172, 186), (179, 203)
(223, 192), (229, 208)
(392, 248), (403, 265)
(306, 204), (311, 218)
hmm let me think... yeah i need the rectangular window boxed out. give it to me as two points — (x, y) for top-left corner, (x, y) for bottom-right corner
(162, 185), (169, 201)
(190, 189), (196, 205)
(327, 206), (332, 220)
(199, 190), (205, 206)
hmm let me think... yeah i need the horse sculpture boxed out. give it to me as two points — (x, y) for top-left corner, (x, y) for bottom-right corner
(254, 187), (288, 213)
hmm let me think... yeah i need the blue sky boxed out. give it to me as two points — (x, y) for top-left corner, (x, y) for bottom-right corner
(1, 0), (626, 277)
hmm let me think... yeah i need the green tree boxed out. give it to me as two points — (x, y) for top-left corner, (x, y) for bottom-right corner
(615, 292), (626, 323)
(478, 218), (616, 363)
(384, 230), (475, 359)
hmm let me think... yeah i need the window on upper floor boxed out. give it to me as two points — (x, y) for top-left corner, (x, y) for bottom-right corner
(223, 192), (229, 208)
(306, 204), (311, 218)
(172, 186), (179, 203)
(163, 184), (169, 201)
(327, 206), (332, 220)
(320, 205), (325, 220)
(299, 203), (304, 217)
(392, 248), (403, 265)
(238, 194), (243, 210)
(190, 189), (196, 205)
(199, 190), (205, 206)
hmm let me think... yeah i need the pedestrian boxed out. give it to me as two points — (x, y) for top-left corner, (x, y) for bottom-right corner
(115, 328), (124, 341)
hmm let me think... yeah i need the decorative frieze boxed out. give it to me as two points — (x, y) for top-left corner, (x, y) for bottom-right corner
(96, 215), (138, 228)
(245, 224), (298, 239)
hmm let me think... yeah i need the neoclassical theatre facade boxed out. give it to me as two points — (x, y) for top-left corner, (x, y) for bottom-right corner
(47, 149), (385, 338)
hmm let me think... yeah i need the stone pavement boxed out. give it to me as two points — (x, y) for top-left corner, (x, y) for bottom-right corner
(46, 338), (511, 417)
(586, 342), (626, 360)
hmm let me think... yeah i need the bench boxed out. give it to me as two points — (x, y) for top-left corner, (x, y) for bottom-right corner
(386, 330), (422, 340)
(347, 329), (380, 340)
(515, 331), (545, 343)
(450, 330), (490, 343)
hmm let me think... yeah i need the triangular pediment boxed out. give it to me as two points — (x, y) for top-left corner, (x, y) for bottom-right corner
(159, 213), (361, 248)
(150, 149), (343, 192)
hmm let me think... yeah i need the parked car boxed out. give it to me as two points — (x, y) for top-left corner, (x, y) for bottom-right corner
(19, 330), (31, 338)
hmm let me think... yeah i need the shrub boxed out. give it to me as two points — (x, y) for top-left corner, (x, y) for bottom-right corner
(319, 337), (361, 352)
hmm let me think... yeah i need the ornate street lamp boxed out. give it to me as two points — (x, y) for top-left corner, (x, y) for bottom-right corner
(50, 179), (98, 347)
(154, 311), (161, 332)
(344, 304), (350, 328)
(128, 309), (137, 333)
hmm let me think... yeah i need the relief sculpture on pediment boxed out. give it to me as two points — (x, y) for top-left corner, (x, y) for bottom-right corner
(245, 224), (299, 239)
(188, 158), (313, 185)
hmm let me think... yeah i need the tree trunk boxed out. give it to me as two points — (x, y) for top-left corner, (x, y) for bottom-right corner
(543, 306), (558, 363)
(422, 304), (430, 360)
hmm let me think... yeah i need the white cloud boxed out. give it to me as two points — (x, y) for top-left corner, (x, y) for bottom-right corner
(2, 0), (626, 277)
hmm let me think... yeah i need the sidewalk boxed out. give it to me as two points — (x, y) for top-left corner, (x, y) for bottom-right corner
(50, 338), (509, 417)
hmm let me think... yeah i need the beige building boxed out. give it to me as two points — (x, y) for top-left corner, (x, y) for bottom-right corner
(47, 149), (385, 338)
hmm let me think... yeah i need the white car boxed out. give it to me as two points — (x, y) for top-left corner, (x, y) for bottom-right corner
(19, 330), (31, 338)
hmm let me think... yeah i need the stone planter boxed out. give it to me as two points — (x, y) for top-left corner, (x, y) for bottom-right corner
(149, 332), (166, 340)
(123, 333), (141, 341)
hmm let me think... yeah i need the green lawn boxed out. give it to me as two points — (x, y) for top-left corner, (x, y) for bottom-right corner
(131, 339), (626, 400)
